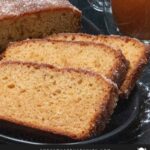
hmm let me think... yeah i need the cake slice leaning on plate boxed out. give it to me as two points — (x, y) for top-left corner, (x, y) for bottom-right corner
(2, 39), (128, 87)
(47, 33), (150, 98)
(0, 61), (118, 140)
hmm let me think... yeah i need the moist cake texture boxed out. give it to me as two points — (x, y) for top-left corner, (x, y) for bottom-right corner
(0, 61), (118, 140)
(48, 33), (150, 98)
(0, 0), (81, 49)
(2, 39), (128, 87)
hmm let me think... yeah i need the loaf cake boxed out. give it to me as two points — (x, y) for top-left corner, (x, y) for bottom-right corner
(0, 0), (81, 49)
(2, 39), (128, 87)
(0, 61), (118, 140)
(48, 33), (150, 98)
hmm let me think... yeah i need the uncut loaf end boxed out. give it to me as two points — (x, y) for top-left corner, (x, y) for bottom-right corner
(0, 0), (81, 49)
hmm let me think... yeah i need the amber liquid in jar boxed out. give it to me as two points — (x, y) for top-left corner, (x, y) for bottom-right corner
(112, 0), (150, 40)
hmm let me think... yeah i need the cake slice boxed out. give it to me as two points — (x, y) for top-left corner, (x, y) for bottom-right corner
(0, 0), (81, 49)
(0, 61), (118, 140)
(48, 33), (150, 98)
(2, 39), (128, 87)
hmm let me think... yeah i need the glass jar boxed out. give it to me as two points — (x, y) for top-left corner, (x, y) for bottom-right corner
(88, 0), (150, 43)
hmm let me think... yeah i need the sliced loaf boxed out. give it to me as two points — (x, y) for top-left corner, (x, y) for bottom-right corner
(0, 0), (81, 49)
(48, 33), (150, 98)
(0, 61), (118, 140)
(2, 39), (128, 87)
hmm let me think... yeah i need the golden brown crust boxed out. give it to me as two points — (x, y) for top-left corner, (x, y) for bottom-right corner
(4, 38), (128, 87)
(0, 61), (118, 140)
(0, 0), (81, 20)
(0, 60), (107, 79)
(119, 44), (150, 98)
(89, 82), (118, 137)
(48, 33), (150, 99)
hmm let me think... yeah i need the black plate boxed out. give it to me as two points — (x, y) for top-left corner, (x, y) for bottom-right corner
(0, 16), (140, 145)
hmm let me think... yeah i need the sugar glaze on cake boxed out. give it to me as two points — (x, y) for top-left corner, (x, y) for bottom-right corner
(0, 0), (79, 19)
(0, 0), (81, 49)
